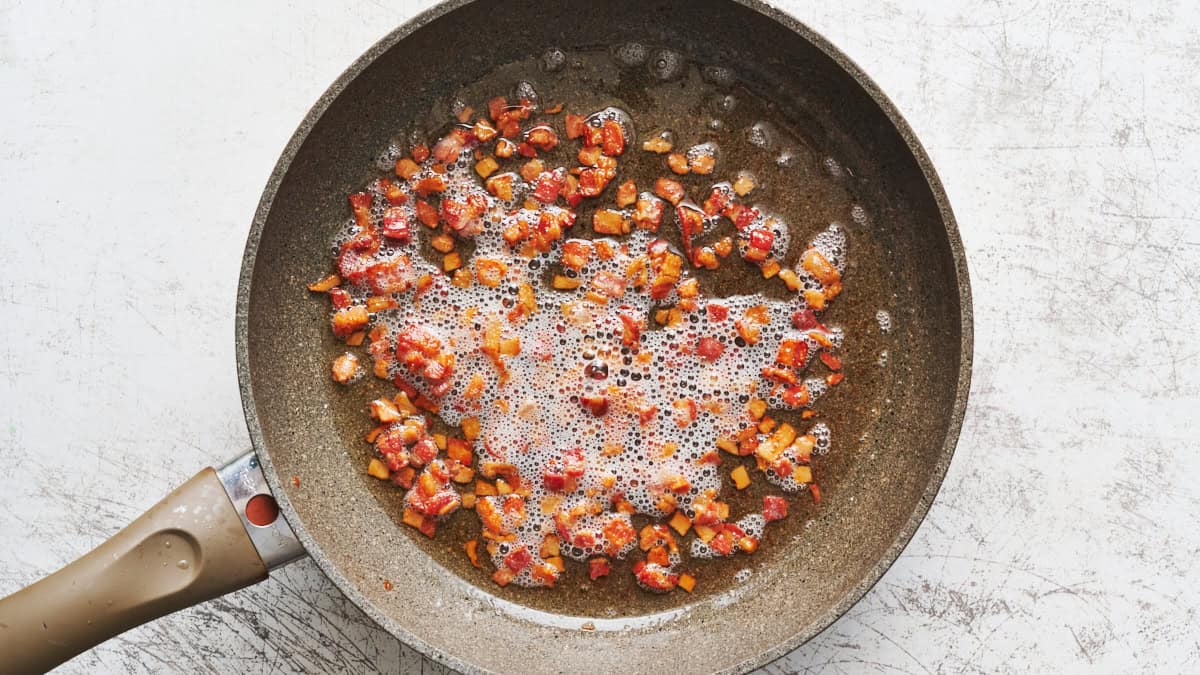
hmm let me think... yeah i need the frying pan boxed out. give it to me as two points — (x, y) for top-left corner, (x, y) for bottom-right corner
(0, 0), (972, 672)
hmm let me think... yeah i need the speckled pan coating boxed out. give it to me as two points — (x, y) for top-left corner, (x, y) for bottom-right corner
(235, 1), (973, 673)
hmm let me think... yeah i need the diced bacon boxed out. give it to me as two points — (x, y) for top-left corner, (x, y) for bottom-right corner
(763, 495), (788, 522)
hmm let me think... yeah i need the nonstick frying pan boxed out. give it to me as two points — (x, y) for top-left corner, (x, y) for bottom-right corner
(0, 1), (972, 673)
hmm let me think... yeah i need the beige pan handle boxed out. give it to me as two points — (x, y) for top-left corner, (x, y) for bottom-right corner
(0, 453), (304, 674)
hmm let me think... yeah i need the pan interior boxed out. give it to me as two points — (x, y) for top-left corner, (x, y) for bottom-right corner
(242, 1), (968, 673)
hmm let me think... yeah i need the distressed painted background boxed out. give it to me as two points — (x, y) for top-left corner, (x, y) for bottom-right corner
(1, 0), (1197, 673)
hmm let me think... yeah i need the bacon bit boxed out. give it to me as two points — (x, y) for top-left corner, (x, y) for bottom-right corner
(430, 232), (455, 253)
(761, 259), (781, 279)
(578, 145), (603, 167)
(566, 113), (585, 138)
(744, 228), (775, 263)
(492, 567), (515, 587)
(819, 352), (843, 371)
(367, 458), (390, 480)
(332, 306), (369, 338)
(726, 203), (760, 230)
(382, 579), (393, 591)
(758, 496), (787, 523)
(672, 398), (698, 427)
(782, 384), (811, 407)
(364, 424), (387, 446)
(776, 339), (808, 369)
(631, 196), (665, 231)
(827, 372), (845, 386)
(402, 507), (436, 537)
(642, 136), (673, 154)
(462, 539), (482, 568)
(560, 240), (592, 270)
(689, 153), (715, 174)
(414, 175), (447, 197)
(600, 120), (626, 156)
(474, 156), (499, 178)
(734, 319), (760, 345)
(552, 274), (581, 290)
(801, 248), (841, 286)
(804, 288), (826, 310)
(432, 128), (471, 163)
(368, 398), (401, 424)
(792, 309), (820, 330)
(410, 144), (430, 163)
(512, 283), (536, 317)
(514, 141), (536, 158)
(675, 204), (704, 263)
(615, 179), (637, 207)
(794, 465), (814, 484)
(486, 96), (509, 121)
(307, 274), (341, 292)
(475, 258), (508, 287)
(379, 207), (411, 242)
(443, 252), (462, 272)
(529, 169), (563, 204)
(700, 188), (729, 218)
(646, 545), (671, 567)
(638, 524), (677, 552)
(810, 483), (822, 504)
(677, 573), (696, 593)
(412, 200), (437, 229)
(592, 209), (629, 235)
(519, 158), (544, 182)
(696, 337), (724, 362)
(733, 172), (756, 196)
(503, 544), (533, 573)
(471, 119), (498, 142)
(348, 192), (373, 233)
(809, 330), (834, 348)
(590, 271), (627, 298)
(588, 554), (609, 581)
(632, 560), (678, 592)
(526, 124), (559, 151)
(666, 153), (690, 175)
(777, 268), (801, 291)
(654, 177), (686, 205)
(745, 399), (767, 421)
(668, 511), (692, 536)
(694, 247), (718, 270)
(577, 167), (616, 197)
(378, 179), (407, 205)
(495, 137), (517, 158)
(730, 465), (751, 490)
(395, 158), (420, 180)
(745, 305), (770, 324)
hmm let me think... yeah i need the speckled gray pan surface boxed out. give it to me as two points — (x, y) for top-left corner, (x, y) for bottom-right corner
(235, 1), (972, 673)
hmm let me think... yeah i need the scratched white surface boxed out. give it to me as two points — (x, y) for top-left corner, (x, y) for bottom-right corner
(1, 0), (1197, 673)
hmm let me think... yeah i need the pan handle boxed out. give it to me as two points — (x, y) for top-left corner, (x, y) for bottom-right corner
(0, 453), (302, 674)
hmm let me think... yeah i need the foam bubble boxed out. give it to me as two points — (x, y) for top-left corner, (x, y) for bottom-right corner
(648, 49), (686, 81)
(330, 100), (851, 588)
(876, 309), (891, 334)
(611, 42), (648, 68)
(540, 48), (567, 73)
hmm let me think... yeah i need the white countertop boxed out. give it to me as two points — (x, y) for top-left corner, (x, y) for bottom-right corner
(2, 1), (1197, 672)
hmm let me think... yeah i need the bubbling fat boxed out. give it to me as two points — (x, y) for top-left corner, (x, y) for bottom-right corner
(329, 99), (849, 588)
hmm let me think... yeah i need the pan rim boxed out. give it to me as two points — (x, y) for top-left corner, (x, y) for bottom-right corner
(234, 1), (974, 673)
